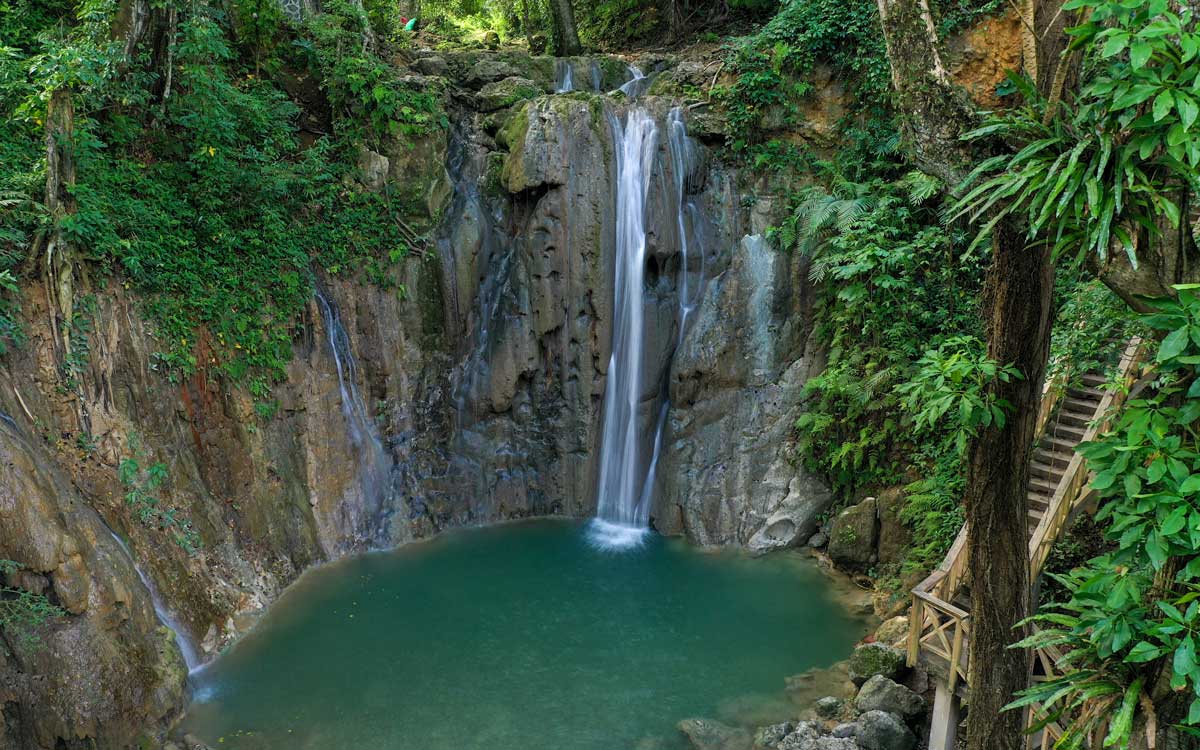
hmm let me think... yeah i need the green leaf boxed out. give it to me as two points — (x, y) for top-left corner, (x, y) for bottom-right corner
(1154, 90), (1176, 121)
(1160, 327), (1190, 362)
(1126, 641), (1162, 662)
(1178, 92), (1200, 130)
(1130, 41), (1153, 69)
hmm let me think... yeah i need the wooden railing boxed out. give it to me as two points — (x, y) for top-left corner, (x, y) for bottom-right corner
(906, 337), (1145, 709)
(1027, 337), (1143, 578)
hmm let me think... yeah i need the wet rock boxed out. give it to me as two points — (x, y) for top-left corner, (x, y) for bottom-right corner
(831, 723), (857, 739)
(477, 76), (542, 112)
(659, 234), (829, 546)
(826, 497), (878, 568)
(854, 675), (925, 719)
(814, 696), (842, 719)
(856, 711), (916, 750)
(806, 532), (828, 549)
(677, 718), (753, 750)
(848, 643), (905, 685)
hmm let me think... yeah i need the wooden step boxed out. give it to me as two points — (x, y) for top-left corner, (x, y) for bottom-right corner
(1040, 436), (1081, 454)
(1029, 477), (1057, 494)
(1067, 386), (1106, 400)
(1028, 493), (1050, 509)
(1080, 373), (1108, 386)
(1033, 448), (1073, 468)
(1046, 423), (1086, 440)
(1031, 461), (1063, 481)
(1056, 408), (1095, 428)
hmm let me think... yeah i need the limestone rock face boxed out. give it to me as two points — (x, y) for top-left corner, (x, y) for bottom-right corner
(477, 76), (542, 112)
(827, 497), (879, 568)
(656, 235), (831, 546)
(874, 488), (910, 565)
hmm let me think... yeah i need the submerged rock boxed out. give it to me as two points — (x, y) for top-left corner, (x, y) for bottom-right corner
(678, 718), (753, 750)
(754, 722), (795, 750)
(814, 696), (842, 719)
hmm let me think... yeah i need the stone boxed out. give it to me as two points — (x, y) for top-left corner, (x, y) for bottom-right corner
(466, 57), (519, 86)
(778, 722), (821, 750)
(528, 32), (547, 54)
(874, 488), (911, 565)
(413, 55), (448, 76)
(873, 616), (909, 648)
(477, 76), (542, 112)
(856, 711), (917, 750)
(830, 723), (857, 739)
(356, 147), (390, 192)
(483, 30), (500, 49)
(855, 675), (925, 719)
(814, 696), (842, 719)
(753, 722), (795, 750)
(847, 643), (905, 685)
(748, 483), (833, 555)
(806, 532), (828, 548)
(826, 497), (878, 568)
(677, 718), (753, 750)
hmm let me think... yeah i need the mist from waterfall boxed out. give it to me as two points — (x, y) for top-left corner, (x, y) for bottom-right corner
(315, 290), (390, 541)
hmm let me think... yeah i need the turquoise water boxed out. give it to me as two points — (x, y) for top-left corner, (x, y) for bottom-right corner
(182, 520), (864, 749)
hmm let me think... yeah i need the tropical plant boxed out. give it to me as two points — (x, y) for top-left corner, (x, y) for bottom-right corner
(1009, 285), (1200, 745)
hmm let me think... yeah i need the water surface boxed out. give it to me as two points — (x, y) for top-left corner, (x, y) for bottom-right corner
(182, 520), (863, 749)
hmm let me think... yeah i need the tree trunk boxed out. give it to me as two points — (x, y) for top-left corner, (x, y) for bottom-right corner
(549, 0), (581, 55)
(963, 220), (1054, 750)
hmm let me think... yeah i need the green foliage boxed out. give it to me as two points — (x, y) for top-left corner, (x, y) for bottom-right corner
(119, 438), (201, 554)
(952, 0), (1200, 265)
(789, 174), (986, 493)
(0, 0), (433, 396)
(897, 335), (1022, 455)
(1010, 285), (1200, 744)
(1048, 277), (1147, 390)
(0, 559), (66, 650)
(900, 446), (967, 571)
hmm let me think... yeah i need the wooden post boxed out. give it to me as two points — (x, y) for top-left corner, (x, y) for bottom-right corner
(929, 679), (961, 750)
(948, 617), (964, 694)
(907, 596), (921, 666)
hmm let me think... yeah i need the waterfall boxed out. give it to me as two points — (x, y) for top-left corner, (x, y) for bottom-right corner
(589, 104), (706, 550)
(555, 59), (575, 93)
(103, 526), (202, 672)
(618, 65), (651, 98)
(589, 107), (659, 549)
(314, 290), (390, 538)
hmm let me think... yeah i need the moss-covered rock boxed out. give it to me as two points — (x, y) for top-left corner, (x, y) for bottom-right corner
(847, 642), (906, 685)
(477, 76), (542, 112)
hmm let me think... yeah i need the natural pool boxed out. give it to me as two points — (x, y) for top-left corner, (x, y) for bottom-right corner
(181, 520), (865, 749)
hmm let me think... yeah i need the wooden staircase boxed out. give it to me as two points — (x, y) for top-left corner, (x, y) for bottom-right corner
(907, 339), (1145, 749)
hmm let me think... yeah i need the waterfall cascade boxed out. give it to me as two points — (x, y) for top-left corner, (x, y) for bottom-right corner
(315, 291), (390, 540)
(554, 59), (575, 93)
(103, 526), (202, 672)
(589, 102), (703, 549)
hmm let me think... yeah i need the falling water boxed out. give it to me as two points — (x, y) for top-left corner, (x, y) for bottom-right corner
(589, 107), (658, 549)
(314, 291), (390, 535)
(555, 59), (576, 93)
(618, 65), (651, 98)
(103, 526), (202, 672)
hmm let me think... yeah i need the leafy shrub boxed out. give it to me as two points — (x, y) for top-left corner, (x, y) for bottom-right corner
(0, 559), (66, 650)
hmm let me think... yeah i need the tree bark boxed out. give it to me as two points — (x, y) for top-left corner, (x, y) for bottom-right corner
(963, 221), (1054, 750)
(548, 0), (582, 55)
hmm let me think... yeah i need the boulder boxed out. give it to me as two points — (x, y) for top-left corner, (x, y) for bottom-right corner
(826, 497), (878, 568)
(875, 488), (911, 565)
(830, 723), (857, 739)
(677, 718), (752, 750)
(806, 531), (828, 549)
(873, 615), (909, 647)
(777, 722), (821, 750)
(466, 57), (519, 86)
(477, 76), (542, 112)
(483, 30), (500, 49)
(847, 643), (905, 685)
(814, 696), (842, 719)
(854, 675), (925, 719)
(856, 711), (916, 750)
(528, 33), (548, 54)
(413, 55), (448, 76)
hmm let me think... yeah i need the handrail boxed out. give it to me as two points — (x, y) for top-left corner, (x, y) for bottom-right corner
(907, 336), (1146, 715)
(1027, 337), (1144, 577)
